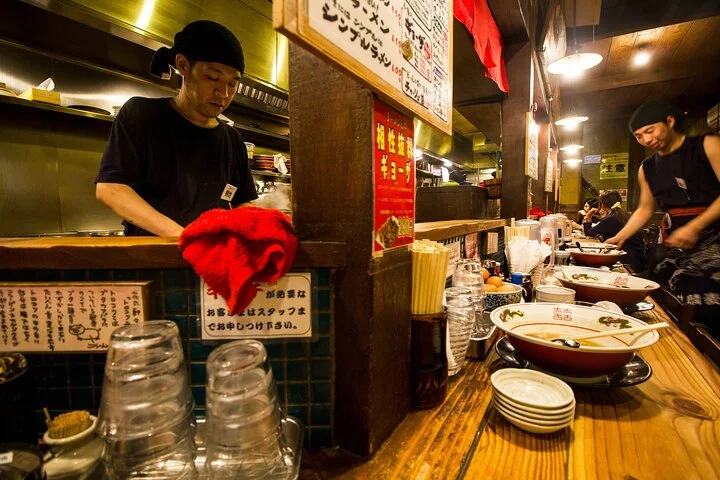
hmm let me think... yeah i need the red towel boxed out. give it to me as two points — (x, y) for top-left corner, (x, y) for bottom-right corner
(454, 0), (509, 93)
(179, 206), (298, 315)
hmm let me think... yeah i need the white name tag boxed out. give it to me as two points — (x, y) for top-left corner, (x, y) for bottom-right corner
(675, 177), (687, 189)
(220, 184), (237, 202)
(0, 452), (13, 464)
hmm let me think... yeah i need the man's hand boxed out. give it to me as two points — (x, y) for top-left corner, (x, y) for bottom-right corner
(606, 235), (625, 248)
(584, 208), (598, 223)
(664, 224), (700, 249)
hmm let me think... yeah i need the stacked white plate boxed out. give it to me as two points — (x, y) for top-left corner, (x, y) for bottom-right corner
(490, 368), (575, 434)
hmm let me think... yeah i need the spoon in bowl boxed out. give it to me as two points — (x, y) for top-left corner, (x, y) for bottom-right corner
(551, 322), (669, 348)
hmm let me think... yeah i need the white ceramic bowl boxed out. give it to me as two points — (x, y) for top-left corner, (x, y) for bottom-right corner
(493, 402), (573, 434)
(490, 302), (661, 376)
(553, 266), (660, 306)
(493, 394), (575, 421)
(493, 399), (574, 426)
(535, 285), (576, 303)
(484, 282), (523, 311)
(43, 415), (97, 446)
(490, 369), (574, 409)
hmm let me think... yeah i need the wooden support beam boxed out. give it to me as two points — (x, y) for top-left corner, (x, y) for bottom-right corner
(566, 59), (720, 95)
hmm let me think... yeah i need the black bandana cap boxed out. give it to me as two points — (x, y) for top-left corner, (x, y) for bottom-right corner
(150, 20), (245, 79)
(628, 101), (684, 133)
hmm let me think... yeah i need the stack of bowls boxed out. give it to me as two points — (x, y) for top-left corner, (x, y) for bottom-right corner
(490, 369), (575, 434)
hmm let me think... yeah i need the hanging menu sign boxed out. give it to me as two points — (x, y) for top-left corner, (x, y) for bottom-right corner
(373, 97), (415, 253)
(525, 113), (539, 180)
(0, 282), (151, 353)
(275, 0), (453, 134)
(544, 156), (554, 193)
(200, 273), (313, 340)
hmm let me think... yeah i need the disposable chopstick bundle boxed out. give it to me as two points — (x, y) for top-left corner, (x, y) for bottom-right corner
(411, 240), (450, 315)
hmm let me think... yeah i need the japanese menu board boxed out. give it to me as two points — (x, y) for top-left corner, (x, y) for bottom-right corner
(0, 282), (150, 352)
(600, 153), (629, 179)
(373, 97), (415, 253)
(200, 273), (313, 339)
(275, 0), (452, 134)
(525, 113), (539, 180)
(544, 156), (554, 193)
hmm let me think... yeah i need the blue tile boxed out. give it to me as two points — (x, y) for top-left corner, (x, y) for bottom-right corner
(317, 290), (331, 310)
(114, 270), (138, 281)
(309, 427), (333, 448)
(190, 363), (207, 385)
(47, 389), (69, 410)
(70, 388), (95, 410)
(36, 270), (64, 281)
(315, 269), (331, 286)
(47, 365), (69, 387)
(190, 317), (202, 339)
(189, 273), (200, 289)
(189, 341), (214, 361)
(193, 408), (206, 418)
(286, 405), (308, 425)
(88, 270), (113, 281)
(311, 382), (331, 403)
(318, 314), (331, 334)
(286, 360), (307, 381)
(285, 341), (308, 358)
(192, 387), (206, 407)
(276, 385), (286, 404)
(68, 364), (92, 386)
(310, 337), (331, 357)
(165, 291), (188, 313)
(188, 290), (200, 314)
(62, 270), (88, 281)
(173, 316), (188, 337)
(163, 270), (187, 289)
(310, 359), (331, 380)
(264, 342), (284, 359)
(287, 383), (308, 404)
(311, 405), (332, 426)
(270, 361), (284, 381)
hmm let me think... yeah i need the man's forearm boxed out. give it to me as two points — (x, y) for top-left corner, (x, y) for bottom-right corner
(686, 196), (720, 233)
(615, 206), (654, 242)
(96, 183), (184, 236)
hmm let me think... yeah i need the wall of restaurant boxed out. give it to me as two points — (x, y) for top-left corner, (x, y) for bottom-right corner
(0, 267), (335, 449)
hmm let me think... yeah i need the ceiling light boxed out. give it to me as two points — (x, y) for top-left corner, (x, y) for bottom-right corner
(633, 51), (651, 67)
(547, 53), (603, 76)
(414, 148), (423, 158)
(560, 144), (584, 153)
(555, 115), (589, 129)
(563, 158), (583, 166)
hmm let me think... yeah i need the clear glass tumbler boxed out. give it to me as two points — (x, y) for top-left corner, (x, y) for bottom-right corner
(204, 340), (292, 479)
(97, 320), (197, 479)
(445, 290), (475, 376)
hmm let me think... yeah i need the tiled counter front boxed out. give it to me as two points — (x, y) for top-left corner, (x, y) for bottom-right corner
(0, 268), (335, 449)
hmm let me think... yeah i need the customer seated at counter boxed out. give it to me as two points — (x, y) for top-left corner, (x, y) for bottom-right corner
(95, 20), (257, 236)
(583, 191), (647, 273)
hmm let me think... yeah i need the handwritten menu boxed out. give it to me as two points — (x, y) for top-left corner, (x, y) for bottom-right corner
(373, 97), (415, 253)
(544, 156), (554, 193)
(446, 240), (461, 279)
(200, 273), (313, 339)
(0, 282), (150, 352)
(306, 0), (451, 130)
(525, 113), (539, 180)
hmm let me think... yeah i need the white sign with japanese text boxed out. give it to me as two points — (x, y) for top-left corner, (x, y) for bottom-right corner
(200, 273), (313, 339)
(446, 241), (462, 279)
(307, 0), (451, 124)
(0, 282), (150, 353)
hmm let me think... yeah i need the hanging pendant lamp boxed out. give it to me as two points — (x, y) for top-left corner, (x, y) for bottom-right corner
(547, 0), (603, 77)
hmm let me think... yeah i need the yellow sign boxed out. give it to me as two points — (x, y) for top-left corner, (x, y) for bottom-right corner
(600, 153), (629, 179)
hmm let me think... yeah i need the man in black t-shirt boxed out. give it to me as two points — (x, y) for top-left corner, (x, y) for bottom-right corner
(96, 21), (258, 236)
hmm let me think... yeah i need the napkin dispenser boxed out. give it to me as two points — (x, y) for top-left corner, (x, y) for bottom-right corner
(19, 87), (61, 105)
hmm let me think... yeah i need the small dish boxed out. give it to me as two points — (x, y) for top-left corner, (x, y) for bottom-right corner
(493, 402), (573, 434)
(490, 369), (574, 409)
(495, 336), (653, 388)
(43, 415), (97, 446)
(493, 399), (574, 426)
(492, 395), (575, 422)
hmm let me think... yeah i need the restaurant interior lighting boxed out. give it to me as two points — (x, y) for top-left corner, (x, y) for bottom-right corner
(414, 148), (423, 158)
(560, 144), (584, 153)
(547, 52), (603, 76)
(563, 158), (582, 166)
(633, 50), (651, 67)
(555, 115), (589, 129)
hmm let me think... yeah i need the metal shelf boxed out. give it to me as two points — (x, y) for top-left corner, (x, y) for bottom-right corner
(0, 94), (115, 122)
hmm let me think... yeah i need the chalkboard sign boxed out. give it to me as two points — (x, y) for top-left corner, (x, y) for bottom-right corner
(0, 282), (151, 352)
(275, 0), (453, 135)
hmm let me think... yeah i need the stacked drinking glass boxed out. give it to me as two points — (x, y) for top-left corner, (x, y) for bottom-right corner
(452, 259), (491, 337)
(97, 320), (198, 479)
(204, 339), (295, 479)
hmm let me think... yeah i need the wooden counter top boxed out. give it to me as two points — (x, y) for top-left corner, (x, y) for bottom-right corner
(0, 237), (347, 270)
(415, 219), (507, 242)
(300, 299), (720, 479)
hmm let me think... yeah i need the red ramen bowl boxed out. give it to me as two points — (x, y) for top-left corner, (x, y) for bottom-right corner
(553, 266), (660, 306)
(565, 248), (626, 267)
(490, 303), (660, 376)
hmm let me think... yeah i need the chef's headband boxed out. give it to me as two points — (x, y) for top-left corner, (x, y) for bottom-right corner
(628, 101), (684, 133)
(150, 20), (245, 78)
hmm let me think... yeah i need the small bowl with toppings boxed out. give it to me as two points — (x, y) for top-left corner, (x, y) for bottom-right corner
(490, 302), (660, 376)
(553, 266), (660, 306)
(484, 281), (523, 311)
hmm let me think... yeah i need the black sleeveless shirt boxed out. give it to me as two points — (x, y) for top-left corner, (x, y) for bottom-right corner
(642, 134), (720, 212)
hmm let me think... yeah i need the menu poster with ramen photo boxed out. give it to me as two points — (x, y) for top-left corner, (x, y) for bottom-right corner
(373, 98), (415, 254)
